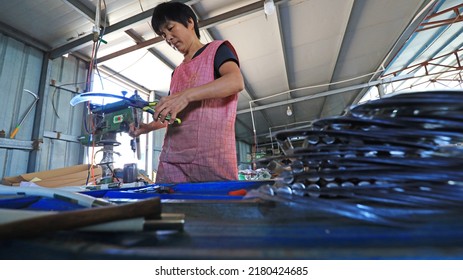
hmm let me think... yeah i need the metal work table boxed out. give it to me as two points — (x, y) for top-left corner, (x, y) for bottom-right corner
(1, 180), (463, 259)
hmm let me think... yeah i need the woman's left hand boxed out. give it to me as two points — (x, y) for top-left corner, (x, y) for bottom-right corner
(154, 92), (189, 124)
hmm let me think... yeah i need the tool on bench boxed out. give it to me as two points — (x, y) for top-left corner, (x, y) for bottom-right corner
(0, 197), (162, 238)
(0, 185), (186, 237)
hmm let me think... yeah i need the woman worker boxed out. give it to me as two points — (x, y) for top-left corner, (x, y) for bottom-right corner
(129, 2), (244, 183)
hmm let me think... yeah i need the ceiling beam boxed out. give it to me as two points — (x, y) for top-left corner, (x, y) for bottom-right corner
(237, 74), (412, 115)
(49, 0), (192, 59)
(95, 0), (285, 63)
(0, 21), (50, 51)
(97, 36), (163, 63)
(417, 2), (463, 31)
(49, 8), (152, 59)
(124, 29), (175, 70)
(351, 0), (437, 104)
(318, 0), (355, 119)
(71, 51), (153, 94)
(386, 0), (442, 77)
(272, 2), (295, 122)
(199, 0), (284, 29)
(62, 0), (107, 27)
(97, 65), (152, 95)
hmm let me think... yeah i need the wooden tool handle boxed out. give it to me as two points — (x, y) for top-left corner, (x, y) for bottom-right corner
(9, 127), (19, 139)
(0, 197), (161, 239)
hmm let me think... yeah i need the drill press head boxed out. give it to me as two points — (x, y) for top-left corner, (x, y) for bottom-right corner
(78, 95), (142, 146)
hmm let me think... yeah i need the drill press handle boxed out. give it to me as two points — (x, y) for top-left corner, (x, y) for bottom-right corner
(132, 106), (142, 160)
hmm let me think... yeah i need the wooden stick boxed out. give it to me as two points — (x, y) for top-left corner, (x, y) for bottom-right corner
(0, 197), (161, 239)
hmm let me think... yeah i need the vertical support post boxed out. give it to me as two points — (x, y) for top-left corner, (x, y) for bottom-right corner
(27, 53), (50, 173)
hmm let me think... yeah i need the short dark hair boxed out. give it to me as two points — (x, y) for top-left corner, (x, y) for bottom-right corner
(151, 2), (200, 39)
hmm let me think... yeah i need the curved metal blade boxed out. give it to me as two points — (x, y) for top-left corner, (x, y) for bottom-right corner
(70, 92), (131, 106)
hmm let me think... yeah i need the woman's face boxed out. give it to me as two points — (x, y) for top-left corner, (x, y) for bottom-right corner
(159, 19), (195, 54)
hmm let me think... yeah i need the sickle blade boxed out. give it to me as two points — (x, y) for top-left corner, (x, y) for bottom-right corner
(70, 92), (129, 106)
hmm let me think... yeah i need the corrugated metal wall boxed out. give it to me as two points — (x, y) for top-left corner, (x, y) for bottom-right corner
(0, 33), (87, 179)
(35, 54), (87, 172)
(0, 34), (43, 178)
(236, 140), (251, 165)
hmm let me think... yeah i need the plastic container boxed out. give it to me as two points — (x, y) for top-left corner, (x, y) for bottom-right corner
(123, 163), (137, 183)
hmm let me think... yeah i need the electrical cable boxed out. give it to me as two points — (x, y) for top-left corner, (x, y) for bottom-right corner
(91, 139), (96, 185)
(248, 69), (387, 147)
(105, 162), (122, 185)
(84, 0), (109, 186)
(50, 87), (61, 118)
(50, 81), (88, 119)
(93, 0), (107, 90)
(250, 69), (385, 104)
(86, 41), (97, 91)
(86, 159), (91, 186)
(95, 50), (150, 82)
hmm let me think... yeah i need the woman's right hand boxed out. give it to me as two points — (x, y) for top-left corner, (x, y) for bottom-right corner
(129, 121), (167, 137)
(129, 122), (148, 137)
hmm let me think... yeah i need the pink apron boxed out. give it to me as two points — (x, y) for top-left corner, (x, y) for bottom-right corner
(156, 40), (239, 183)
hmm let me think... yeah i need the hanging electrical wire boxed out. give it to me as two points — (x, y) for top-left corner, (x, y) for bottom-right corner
(93, 0), (108, 90)
(85, 0), (108, 185)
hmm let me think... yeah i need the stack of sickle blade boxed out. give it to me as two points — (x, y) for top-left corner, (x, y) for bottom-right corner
(257, 90), (463, 226)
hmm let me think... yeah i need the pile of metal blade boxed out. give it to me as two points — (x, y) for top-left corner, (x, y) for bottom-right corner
(256, 90), (463, 227)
